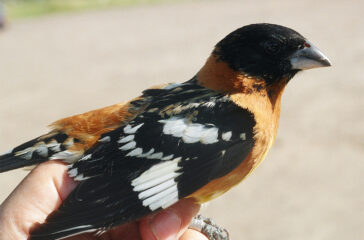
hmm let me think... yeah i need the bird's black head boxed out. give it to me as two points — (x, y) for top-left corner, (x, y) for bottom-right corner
(213, 23), (331, 84)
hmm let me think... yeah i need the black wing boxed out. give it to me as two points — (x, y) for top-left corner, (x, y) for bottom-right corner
(30, 81), (256, 239)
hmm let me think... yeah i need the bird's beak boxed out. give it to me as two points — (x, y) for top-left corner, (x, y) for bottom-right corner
(290, 41), (331, 70)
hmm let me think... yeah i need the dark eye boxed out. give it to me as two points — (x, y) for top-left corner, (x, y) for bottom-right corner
(264, 40), (281, 55)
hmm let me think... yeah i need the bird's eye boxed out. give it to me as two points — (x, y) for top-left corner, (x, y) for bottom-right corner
(297, 44), (304, 49)
(264, 40), (281, 55)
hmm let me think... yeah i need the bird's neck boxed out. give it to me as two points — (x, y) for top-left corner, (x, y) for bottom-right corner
(196, 55), (287, 112)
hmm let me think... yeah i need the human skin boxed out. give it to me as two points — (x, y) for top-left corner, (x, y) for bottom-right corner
(0, 161), (208, 240)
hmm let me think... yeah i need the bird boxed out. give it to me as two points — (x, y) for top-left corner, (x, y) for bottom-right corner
(0, 23), (331, 240)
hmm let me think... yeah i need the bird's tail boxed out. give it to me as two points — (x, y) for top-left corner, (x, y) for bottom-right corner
(0, 132), (79, 173)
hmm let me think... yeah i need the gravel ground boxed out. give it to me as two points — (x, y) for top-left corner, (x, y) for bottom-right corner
(0, 0), (363, 239)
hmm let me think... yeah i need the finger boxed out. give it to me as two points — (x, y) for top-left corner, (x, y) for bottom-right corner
(103, 222), (142, 240)
(0, 161), (77, 239)
(180, 229), (209, 240)
(139, 198), (200, 240)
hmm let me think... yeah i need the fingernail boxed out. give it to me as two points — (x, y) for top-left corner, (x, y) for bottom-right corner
(151, 210), (182, 240)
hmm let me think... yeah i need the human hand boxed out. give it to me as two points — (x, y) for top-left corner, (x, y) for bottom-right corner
(0, 161), (208, 240)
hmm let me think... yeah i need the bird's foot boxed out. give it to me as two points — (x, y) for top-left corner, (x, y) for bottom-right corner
(189, 214), (231, 240)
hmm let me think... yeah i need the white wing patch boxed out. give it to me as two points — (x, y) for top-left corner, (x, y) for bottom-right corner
(159, 117), (219, 144)
(131, 158), (182, 211)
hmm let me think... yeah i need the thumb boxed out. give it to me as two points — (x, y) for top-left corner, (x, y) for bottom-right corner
(0, 161), (76, 239)
(139, 198), (204, 240)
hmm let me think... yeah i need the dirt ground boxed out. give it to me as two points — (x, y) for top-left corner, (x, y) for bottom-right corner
(0, 0), (363, 239)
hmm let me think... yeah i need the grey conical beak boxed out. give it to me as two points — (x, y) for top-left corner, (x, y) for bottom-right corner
(290, 41), (331, 70)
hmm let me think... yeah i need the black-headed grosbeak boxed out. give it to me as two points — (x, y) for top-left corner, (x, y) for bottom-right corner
(0, 23), (331, 240)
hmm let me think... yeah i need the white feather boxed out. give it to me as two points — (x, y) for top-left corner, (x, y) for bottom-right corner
(35, 145), (48, 157)
(163, 83), (183, 90)
(118, 135), (134, 144)
(132, 171), (180, 191)
(202, 101), (216, 107)
(49, 150), (79, 162)
(124, 123), (144, 134)
(79, 154), (92, 161)
(119, 141), (136, 151)
(51, 225), (94, 236)
(138, 178), (176, 199)
(200, 127), (219, 144)
(147, 152), (164, 160)
(240, 133), (246, 140)
(148, 187), (179, 210)
(160, 117), (219, 144)
(98, 136), (111, 143)
(14, 147), (33, 160)
(142, 185), (177, 208)
(138, 148), (155, 158)
(159, 117), (187, 137)
(222, 131), (232, 141)
(132, 158), (182, 211)
(162, 154), (174, 161)
(47, 140), (61, 152)
(68, 168), (78, 178)
(126, 148), (143, 157)
(182, 124), (204, 143)
(74, 173), (91, 181)
(131, 158), (181, 186)
(160, 191), (179, 209)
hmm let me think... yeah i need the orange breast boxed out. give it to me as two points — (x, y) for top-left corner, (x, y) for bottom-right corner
(187, 122), (276, 203)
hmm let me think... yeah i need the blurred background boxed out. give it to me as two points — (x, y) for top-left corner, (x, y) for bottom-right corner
(0, 0), (363, 239)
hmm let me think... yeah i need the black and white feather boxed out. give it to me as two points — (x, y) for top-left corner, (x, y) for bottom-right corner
(30, 81), (256, 240)
(0, 132), (81, 173)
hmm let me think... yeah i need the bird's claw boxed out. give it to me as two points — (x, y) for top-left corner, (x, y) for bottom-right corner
(189, 214), (231, 240)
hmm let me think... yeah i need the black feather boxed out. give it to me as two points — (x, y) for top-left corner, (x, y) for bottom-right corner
(30, 175), (152, 240)
(0, 154), (36, 172)
(0, 137), (46, 173)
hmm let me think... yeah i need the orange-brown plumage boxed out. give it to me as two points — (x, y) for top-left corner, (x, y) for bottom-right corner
(46, 94), (154, 154)
(50, 103), (131, 149)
